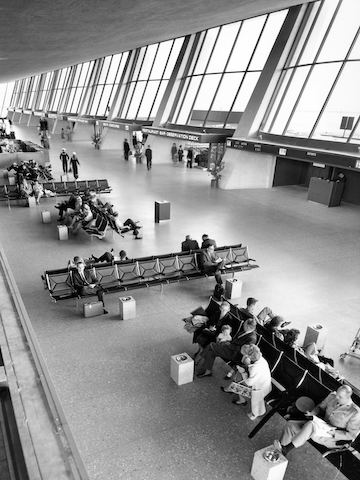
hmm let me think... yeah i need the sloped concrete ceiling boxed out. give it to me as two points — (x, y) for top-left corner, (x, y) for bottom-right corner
(1, 0), (310, 82)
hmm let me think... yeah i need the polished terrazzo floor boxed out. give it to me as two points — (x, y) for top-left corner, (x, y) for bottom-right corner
(0, 124), (359, 479)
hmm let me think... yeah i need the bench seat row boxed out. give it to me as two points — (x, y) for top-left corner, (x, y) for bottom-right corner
(0, 179), (111, 201)
(44, 244), (258, 301)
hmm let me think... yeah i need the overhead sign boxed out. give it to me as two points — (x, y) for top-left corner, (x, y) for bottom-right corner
(142, 126), (228, 144)
(226, 137), (360, 171)
(68, 116), (95, 124)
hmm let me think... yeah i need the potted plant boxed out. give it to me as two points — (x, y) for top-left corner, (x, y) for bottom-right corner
(208, 160), (225, 188)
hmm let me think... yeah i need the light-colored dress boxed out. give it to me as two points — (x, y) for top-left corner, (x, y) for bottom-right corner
(244, 356), (272, 417)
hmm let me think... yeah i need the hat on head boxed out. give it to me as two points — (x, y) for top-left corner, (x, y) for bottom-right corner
(295, 396), (315, 413)
(62, 148), (66, 151)
(72, 152), (76, 155)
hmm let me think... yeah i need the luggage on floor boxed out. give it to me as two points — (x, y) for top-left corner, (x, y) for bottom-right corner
(83, 301), (104, 318)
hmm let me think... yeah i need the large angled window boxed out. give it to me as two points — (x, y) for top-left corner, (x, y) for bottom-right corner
(84, 53), (129, 117)
(35, 72), (55, 111)
(48, 67), (72, 111)
(118, 37), (184, 121)
(170, 10), (288, 128)
(60, 61), (95, 114)
(262, 0), (360, 144)
(0, 82), (15, 116)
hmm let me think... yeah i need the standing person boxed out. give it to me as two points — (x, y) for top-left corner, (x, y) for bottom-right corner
(123, 138), (130, 161)
(66, 125), (72, 141)
(145, 145), (152, 171)
(178, 145), (184, 163)
(187, 147), (193, 168)
(69, 152), (80, 179)
(171, 142), (178, 163)
(61, 128), (65, 140)
(60, 148), (69, 174)
(132, 133), (138, 149)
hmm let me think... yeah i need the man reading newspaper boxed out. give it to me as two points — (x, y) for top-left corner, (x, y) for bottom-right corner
(274, 385), (360, 456)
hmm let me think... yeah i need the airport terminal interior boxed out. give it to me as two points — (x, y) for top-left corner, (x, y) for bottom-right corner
(0, 1), (359, 479)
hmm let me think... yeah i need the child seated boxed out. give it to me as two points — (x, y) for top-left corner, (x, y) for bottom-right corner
(217, 324), (232, 343)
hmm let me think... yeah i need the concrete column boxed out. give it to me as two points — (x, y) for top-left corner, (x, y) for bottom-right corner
(220, 5), (306, 190)
(233, 5), (305, 139)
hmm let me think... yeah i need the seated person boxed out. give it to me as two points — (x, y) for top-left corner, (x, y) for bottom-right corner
(264, 316), (287, 340)
(181, 235), (199, 252)
(56, 194), (82, 221)
(304, 342), (334, 367)
(274, 385), (360, 456)
(69, 203), (95, 233)
(201, 234), (217, 249)
(32, 180), (44, 204)
(217, 325), (232, 343)
(238, 297), (278, 326)
(19, 178), (33, 198)
(192, 301), (234, 357)
(197, 318), (257, 377)
(201, 244), (225, 284)
(283, 329), (304, 352)
(71, 257), (108, 314)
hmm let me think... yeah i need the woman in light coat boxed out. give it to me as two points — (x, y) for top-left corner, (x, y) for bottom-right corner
(234, 344), (272, 420)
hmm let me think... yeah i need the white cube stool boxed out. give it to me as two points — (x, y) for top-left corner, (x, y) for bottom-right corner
(57, 225), (68, 240)
(27, 196), (36, 208)
(251, 446), (288, 480)
(61, 174), (68, 182)
(119, 296), (136, 320)
(303, 324), (328, 353)
(170, 353), (194, 385)
(41, 210), (51, 223)
(8, 175), (16, 185)
(225, 278), (243, 299)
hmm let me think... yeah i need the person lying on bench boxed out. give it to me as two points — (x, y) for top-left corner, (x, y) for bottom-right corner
(91, 249), (128, 264)
(274, 385), (360, 456)
(197, 318), (257, 378)
(72, 257), (108, 314)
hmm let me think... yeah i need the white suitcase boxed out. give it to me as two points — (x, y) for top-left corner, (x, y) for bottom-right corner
(27, 196), (36, 208)
(41, 210), (51, 223)
(83, 301), (104, 318)
(57, 225), (68, 240)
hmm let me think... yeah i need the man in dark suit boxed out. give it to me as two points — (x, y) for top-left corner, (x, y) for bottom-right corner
(201, 244), (225, 284)
(72, 257), (107, 314)
(181, 235), (199, 251)
(201, 234), (217, 249)
(197, 318), (257, 377)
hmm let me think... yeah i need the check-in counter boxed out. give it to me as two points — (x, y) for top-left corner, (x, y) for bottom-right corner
(307, 177), (344, 207)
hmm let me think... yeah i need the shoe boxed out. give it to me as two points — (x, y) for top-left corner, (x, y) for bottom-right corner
(273, 440), (283, 454)
(224, 373), (233, 380)
(197, 372), (212, 378)
(220, 386), (232, 394)
(103, 309), (108, 314)
(232, 399), (247, 406)
(247, 413), (257, 420)
(281, 321), (291, 327)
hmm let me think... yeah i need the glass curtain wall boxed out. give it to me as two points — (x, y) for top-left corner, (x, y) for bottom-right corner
(48, 67), (72, 111)
(60, 61), (95, 114)
(117, 37), (184, 121)
(262, 0), (360, 143)
(0, 82), (15, 117)
(169, 10), (288, 129)
(35, 72), (55, 111)
(85, 53), (129, 117)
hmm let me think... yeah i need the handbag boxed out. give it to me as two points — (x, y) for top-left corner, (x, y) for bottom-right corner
(227, 380), (252, 398)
